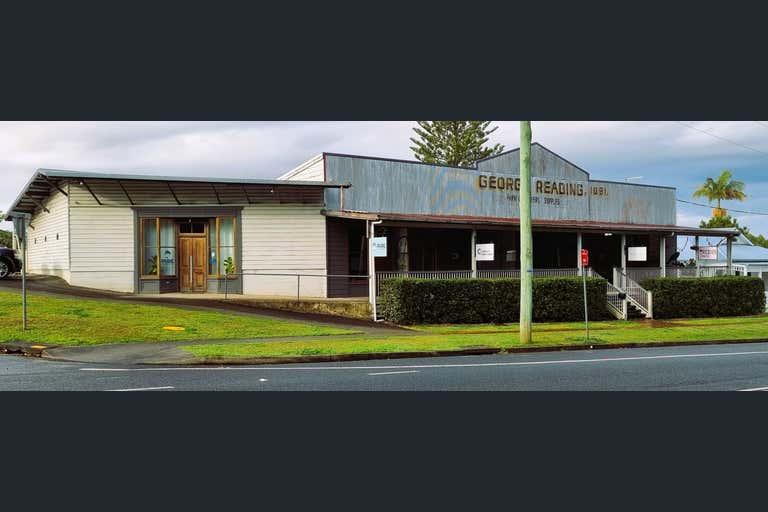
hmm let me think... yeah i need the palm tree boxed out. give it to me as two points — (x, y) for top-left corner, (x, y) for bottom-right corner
(692, 170), (746, 217)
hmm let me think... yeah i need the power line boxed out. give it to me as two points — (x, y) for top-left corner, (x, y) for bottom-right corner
(677, 197), (768, 216)
(675, 121), (768, 157)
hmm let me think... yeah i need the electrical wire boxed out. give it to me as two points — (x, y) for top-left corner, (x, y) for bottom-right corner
(676, 198), (768, 216)
(675, 121), (768, 157)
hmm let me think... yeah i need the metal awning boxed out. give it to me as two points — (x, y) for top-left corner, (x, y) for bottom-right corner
(323, 210), (740, 237)
(5, 169), (350, 219)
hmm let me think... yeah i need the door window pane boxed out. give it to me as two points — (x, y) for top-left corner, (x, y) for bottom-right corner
(209, 219), (217, 274)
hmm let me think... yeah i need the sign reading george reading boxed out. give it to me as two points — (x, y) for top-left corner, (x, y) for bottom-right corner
(477, 175), (589, 197)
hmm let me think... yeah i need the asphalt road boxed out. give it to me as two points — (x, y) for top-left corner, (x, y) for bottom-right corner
(4, 342), (768, 390)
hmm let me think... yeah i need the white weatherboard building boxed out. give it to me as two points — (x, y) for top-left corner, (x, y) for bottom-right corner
(5, 143), (740, 319)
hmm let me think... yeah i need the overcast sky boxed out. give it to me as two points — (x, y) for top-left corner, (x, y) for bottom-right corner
(2, 121), (766, 258)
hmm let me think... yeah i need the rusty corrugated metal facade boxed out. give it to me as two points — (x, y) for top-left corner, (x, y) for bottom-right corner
(323, 144), (676, 227)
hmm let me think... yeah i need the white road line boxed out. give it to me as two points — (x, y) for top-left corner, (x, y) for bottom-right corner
(104, 386), (175, 392)
(738, 386), (768, 392)
(80, 349), (768, 372)
(367, 370), (420, 376)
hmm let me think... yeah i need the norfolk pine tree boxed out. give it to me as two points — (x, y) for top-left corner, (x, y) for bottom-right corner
(409, 121), (505, 167)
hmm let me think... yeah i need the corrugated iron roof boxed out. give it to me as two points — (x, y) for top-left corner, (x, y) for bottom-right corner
(5, 169), (349, 219)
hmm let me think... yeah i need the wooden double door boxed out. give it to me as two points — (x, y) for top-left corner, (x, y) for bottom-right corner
(178, 235), (207, 292)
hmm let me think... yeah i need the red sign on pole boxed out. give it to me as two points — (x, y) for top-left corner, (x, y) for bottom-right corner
(580, 249), (589, 266)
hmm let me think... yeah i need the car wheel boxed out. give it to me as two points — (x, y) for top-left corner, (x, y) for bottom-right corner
(0, 259), (9, 279)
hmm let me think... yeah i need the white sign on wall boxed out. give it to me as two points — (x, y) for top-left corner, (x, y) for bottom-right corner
(627, 246), (647, 262)
(476, 243), (495, 261)
(698, 246), (718, 260)
(372, 237), (388, 257)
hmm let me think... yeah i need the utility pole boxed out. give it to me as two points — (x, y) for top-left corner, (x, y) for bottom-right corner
(519, 121), (533, 344)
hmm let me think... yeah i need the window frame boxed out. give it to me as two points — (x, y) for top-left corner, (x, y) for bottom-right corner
(140, 217), (178, 279)
(208, 216), (237, 277)
(140, 217), (160, 279)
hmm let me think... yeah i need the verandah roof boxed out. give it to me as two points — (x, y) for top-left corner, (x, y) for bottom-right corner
(5, 169), (349, 219)
(323, 209), (740, 238)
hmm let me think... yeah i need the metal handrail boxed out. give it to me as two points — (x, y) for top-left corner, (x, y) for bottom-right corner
(221, 271), (370, 301)
(614, 267), (652, 318)
(605, 281), (626, 319)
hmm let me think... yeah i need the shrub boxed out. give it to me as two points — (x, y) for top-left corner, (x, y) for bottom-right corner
(640, 276), (765, 319)
(379, 277), (610, 325)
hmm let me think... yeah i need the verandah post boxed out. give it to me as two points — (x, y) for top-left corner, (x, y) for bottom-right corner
(576, 232), (583, 276)
(471, 229), (477, 278)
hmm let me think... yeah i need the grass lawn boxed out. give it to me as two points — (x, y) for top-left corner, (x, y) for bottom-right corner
(183, 314), (768, 359)
(0, 291), (359, 345)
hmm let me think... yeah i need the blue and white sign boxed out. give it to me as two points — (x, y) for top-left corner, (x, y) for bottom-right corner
(372, 237), (388, 257)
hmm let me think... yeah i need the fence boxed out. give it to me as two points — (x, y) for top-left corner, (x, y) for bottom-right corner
(626, 265), (748, 281)
(222, 271), (370, 301)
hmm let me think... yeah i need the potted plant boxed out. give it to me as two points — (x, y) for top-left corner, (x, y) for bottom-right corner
(147, 255), (158, 275)
(224, 256), (235, 275)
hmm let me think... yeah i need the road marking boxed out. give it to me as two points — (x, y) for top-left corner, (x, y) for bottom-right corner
(738, 386), (768, 391)
(80, 349), (768, 372)
(104, 386), (175, 392)
(367, 370), (420, 376)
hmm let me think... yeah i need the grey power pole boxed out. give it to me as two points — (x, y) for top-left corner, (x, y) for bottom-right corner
(519, 121), (533, 344)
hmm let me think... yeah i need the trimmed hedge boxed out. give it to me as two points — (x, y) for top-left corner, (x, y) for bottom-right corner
(379, 277), (611, 325)
(640, 276), (766, 319)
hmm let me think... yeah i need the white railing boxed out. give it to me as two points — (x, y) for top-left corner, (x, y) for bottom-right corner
(376, 270), (473, 280)
(375, 270), (472, 295)
(626, 265), (748, 281)
(613, 268), (652, 318)
(375, 268), (587, 295)
(605, 281), (626, 319)
(476, 269), (521, 278)
(475, 268), (582, 278)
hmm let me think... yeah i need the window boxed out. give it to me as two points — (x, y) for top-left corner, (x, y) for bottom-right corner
(141, 218), (177, 277)
(209, 216), (236, 275)
(179, 222), (206, 234)
(141, 218), (159, 276)
(159, 219), (176, 276)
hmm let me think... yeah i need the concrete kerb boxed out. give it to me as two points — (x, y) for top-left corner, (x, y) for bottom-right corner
(17, 337), (768, 366)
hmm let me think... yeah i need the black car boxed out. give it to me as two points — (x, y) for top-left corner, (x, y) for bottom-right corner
(0, 247), (22, 279)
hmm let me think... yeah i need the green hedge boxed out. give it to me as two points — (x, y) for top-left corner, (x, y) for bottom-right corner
(640, 276), (766, 319)
(379, 277), (611, 325)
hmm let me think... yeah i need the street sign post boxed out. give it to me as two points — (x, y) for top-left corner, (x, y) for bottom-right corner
(10, 213), (30, 330)
(580, 249), (589, 342)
